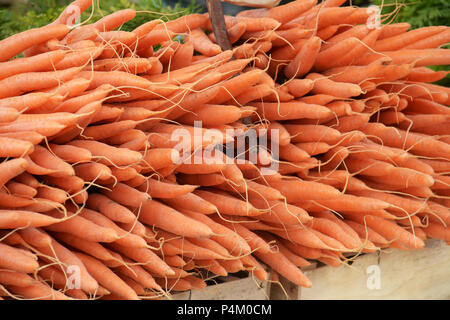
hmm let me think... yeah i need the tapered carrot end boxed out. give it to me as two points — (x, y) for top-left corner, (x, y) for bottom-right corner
(412, 237), (425, 250)
(165, 268), (176, 277)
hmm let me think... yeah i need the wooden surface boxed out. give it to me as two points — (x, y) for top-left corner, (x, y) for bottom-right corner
(269, 274), (299, 300)
(206, 0), (232, 51)
(300, 240), (450, 300)
(170, 275), (270, 300)
(270, 263), (317, 300)
(168, 240), (450, 300)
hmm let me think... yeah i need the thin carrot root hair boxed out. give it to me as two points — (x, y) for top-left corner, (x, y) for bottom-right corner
(265, 273), (290, 299)
(0, 225), (30, 243)
(0, 284), (31, 300)
(309, 200), (345, 219)
(31, 197), (69, 218)
(380, 1), (405, 25)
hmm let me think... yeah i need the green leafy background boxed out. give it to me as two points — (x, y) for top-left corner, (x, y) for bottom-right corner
(0, 0), (200, 40)
(352, 0), (450, 29)
(352, 0), (449, 85)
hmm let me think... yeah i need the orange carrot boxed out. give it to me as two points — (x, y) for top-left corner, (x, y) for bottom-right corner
(0, 137), (35, 157)
(345, 220), (389, 246)
(138, 179), (197, 199)
(0, 270), (38, 287)
(358, 49), (450, 67)
(194, 259), (228, 276)
(108, 242), (174, 277)
(254, 246), (312, 288)
(307, 73), (363, 98)
(188, 237), (231, 258)
(213, 216), (272, 254)
(182, 209), (251, 255)
(406, 67), (450, 83)
(269, 178), (341, 202)
(34, 234), (99, 294)
(0, 50), (66, 79)
(45, 210), (119, 243)
(55, 84), (114, 113)
(217, 259), (245, 274)
(267, 0), (317, 23)
(55, 45), (103, 70)
(285, 79), (314, 98)
(314, 37), (360, 71)
(48, 144), (92, 164)
(7, 282), (71, 300)
(102, 182), (150, 208)
(254, 197), (312, 225)
(154, 14), (208, 34)
(29, 145), (75, 178)
(68, 140), (143, 166)
(250, 101), (332, 121)
(322, 24), (369, 50)
(334, 28), (381, 68)
(4, 181), (36, 199)
(189, 28), (221, 57)
(178, 173), (226, 187)
(87, 193), (136, 224)
(278, 237), (322, 260)
(310, 217), (361, 250)
(261, 233), (311, 267)
(75, 252), (139, 300)
(0, 67), (81, 99)
(349, 215), (424, 249)
(177, 104), (243, 126)
(208, 69), (265, 105)
(0, 243), (38, 274)
(0, 24), (70, 62)
(284, 124), (341, 144)
(423, 222), (450, 242)
(374, 26), (447, 51)
(140, 200), (213, 238)
(210, 23), (246, 45)
(52, 232), (116, 263)
(76, 207), (147, 249)
(155, 230), (226, 260)
(285, 36), (321, 78)
(92, 9), (136, 32)
(73, 162), (112, 182)
(362, 123), (450, 160)
(162, 192), (217, 214)
(35, 185), (67, 203)
(115, 258), (162, 291)
(378, 23), (411, 40)
(194, 189), (263, 216)
(171, 41), (194, 70)
(12, 173), (38, 191)
(0, 158), (29, 189)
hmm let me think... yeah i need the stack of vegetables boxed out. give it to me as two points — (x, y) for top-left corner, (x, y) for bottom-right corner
(0, 0), (449, 300)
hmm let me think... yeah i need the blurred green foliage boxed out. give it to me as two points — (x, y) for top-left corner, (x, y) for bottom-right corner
(351, 0), (449, 28)
(0, 0), (200, 40)
(372, 0), (449, 29)
(352, 0), (449, 86)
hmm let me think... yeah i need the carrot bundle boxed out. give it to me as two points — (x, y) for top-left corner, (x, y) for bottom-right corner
(0, 0), (448, 300)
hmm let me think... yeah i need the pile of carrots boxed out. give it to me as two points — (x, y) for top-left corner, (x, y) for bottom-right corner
(0, 0), (449, 300)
